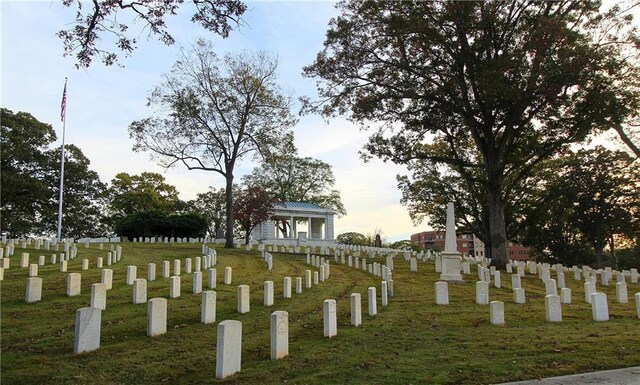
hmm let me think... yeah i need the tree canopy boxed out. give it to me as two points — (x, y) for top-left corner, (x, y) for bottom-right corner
(58, 0), (246, 67)
(130, 40), (297, 247)
(187, 187), (227, 239)
(1, 108), (107, 238)
(304, 0), (640, 267)
(233, 186), (276, 244)
(108, 172), (180, 220)
(242, 140), (346, 216)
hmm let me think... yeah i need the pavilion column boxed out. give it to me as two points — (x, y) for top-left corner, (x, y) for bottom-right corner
(308, 217), (312, 239)
(290, 217), (295, 238)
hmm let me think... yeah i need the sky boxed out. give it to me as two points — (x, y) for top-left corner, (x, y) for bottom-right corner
(1, 1), (430, 242)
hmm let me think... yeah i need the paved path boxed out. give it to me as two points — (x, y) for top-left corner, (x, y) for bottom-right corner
(495, 366), (640, 385)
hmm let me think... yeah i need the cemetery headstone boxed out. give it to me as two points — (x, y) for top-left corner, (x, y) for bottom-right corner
(323, 299), (337, 338)
(74, 307), (101, 354)
(216, 320), (242, 379)
(270, 310), (289, 360)
(201, 291), (216, 324)
(147, 298), (168, 336)
(351, 293), (362, 327)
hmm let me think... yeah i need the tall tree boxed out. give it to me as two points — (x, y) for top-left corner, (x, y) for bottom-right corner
(233, 186), (276, 245)
(108, 172), (180, 220)
(45, 145), (109, 238)
(58, 0), (246, 67)
(188, 187), (228, 238)
(1, 108), (55, 236)
(1, 108), (108, 238)
(130, 40), (297, 247)
(242, 140), (346, 215)
(304, 0), (640, 267)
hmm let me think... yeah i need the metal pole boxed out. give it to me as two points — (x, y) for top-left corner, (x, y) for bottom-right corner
(56, 78), (67, 242)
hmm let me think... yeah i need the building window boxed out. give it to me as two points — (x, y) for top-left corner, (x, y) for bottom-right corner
(509, 250), (514, 255)
(462, 243), (468, 248)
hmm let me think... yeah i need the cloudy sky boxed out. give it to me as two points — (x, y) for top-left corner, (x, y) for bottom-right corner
(1, 1), (432, 241)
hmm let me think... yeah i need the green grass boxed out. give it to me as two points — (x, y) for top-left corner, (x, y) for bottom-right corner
(1, 243), (639, 384)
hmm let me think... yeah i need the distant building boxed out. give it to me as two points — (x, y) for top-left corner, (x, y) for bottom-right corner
(252, 202), (335, 246)
(410, 230), (534, 261)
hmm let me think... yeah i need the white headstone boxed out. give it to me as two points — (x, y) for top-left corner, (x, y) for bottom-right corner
(305, 270), (312, 289)
(162, 261), (170, 278)
(635, 292), (640, 319)
(208, 268), (217, 289)
(283, 277), (292, 299)
(126, 266), (137, 286)
(545, 294), (562, 322)
(20, 252), (29, 268)
(173, 259), (181, 276)
(476, 281), (489, 305)
(67, 273), (81, 296)
(201, 290), (216, 324)
(435, 281), (449, 305)
(185, 258), (192, 274)
(591, 292), (609, 321)
(368, 287), (377, 316)
(91, 283), (107, 310)
(169, 276), (181, 298)
(381, 281), (388, 307)
(216, 320), (242, 379)
(60, 260), (68, 272)
(545, 279), (557, 296)
(237, 285), (250, 314)
(224, 267), (232, 285)
(511, 274), (521, 289)
(490, 301), (505, 325)
(270, 310), (289, 360)
(25, 277), (43, 303)
(147, 298), (167, 336)
(101, 269), (113, 290)
(560, 287), (572, 304)
(350, 293), (362, 327)
(323, 299), (337, 338)
(74, 307), (101, 354)
(193, 271), (203, 294)
(296, 277), (302, 294)
(584, 282), (596, 304)
(133, 279), (147, 304)
(513, 288), (525, 304)
(264, 281), (274, 307)
(616, 282), (628, 303)
(147, 263), (156, 282)
(494, 271), (501, 288)
(28, 263), (38, 277)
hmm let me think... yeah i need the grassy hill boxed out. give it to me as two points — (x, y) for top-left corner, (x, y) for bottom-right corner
(1, 243), (639, 384)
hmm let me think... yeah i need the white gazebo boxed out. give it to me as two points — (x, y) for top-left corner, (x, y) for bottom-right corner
(252, 202), (336, 246)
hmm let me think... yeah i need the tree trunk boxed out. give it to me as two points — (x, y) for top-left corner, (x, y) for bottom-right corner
(608, 236), (617, 270)
(224, 174), (234, 248)
(488, 189), (508, 269)
(594, 243), (604, 269)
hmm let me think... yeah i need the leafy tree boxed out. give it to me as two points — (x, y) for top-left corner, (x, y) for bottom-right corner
(520, 147), (640, 268)
(130, 40), (297, 248)
(108, 172), (180, 221)
(388, 240), (423, 253)
(242, 140), (346, 215)
(44, 145), (109, 238)
(1, 108), (107, 238)
(115, 211), (207, 239)
(336, 232), (369, 246)
(233, 186), (276, 245)
(188, 187), (227, 238)
(1, 108), (56, 236)
(58, 0), (246, 67)
(304, 1), (640, 268)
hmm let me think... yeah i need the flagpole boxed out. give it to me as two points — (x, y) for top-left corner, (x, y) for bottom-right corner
(56, 78), (67, 242)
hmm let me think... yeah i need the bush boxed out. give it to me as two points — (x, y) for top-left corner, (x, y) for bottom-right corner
(115, 211), (207, 239)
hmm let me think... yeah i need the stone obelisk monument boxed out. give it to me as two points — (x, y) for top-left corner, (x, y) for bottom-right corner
(440, 202), (463, 282)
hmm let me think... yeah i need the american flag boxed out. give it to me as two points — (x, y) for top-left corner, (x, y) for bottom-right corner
(60, 78), (67, 122)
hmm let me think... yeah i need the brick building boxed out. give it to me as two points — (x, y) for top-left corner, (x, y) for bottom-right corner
(410, 230), (533, 261)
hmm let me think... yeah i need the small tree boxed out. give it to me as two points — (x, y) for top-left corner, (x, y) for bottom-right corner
(130, 40), (297, 248)
(108, 172), (180, 220)
(188, 187), (227, 238)
(233, 186), (276, 245)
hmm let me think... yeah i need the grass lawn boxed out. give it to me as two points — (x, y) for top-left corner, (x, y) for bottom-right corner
(1, 243), (639, 384)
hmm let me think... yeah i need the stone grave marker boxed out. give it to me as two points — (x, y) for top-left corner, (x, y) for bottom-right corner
(147, 298), (168, 336)
(513, 288), (525, 304)
(74, 307), (101, 354)
(560, 287), (572, 304)
(67, 273), (81, 296)
(323, 299), (337, 338)
(435, 281), (449, 305)
(126, 266), (137, 285)
(616, 282), (628, 303)
(584, 282), (596, 304)
(162, 261), (170, 278)
(368, 287), (377, 316)
(490, 301), (505, 325)
(201, 291), (216, 324)
(476, 281), (489, 305)
(25, 277), (43, 303)
(351, 293), (362, 327)
(296, 277), (302, 294)
(91, 283), (107, 310)
(101, 269), (113, 290)
(224, 267), (232, 285)
(545, 294), (562, 322)
(193, 271), (203, 294)
(270, 311), (289, 360)
(283, 277), (292, 299)
(216, 320), (242, 379)
(173, 259), (181, 276)
(237, 285), (250, 314)
(208, 268), (217, 289)
(264, 281), (274, 307)
(591, 292), (609, 321)
(148, 263), (156, 282)
(170, 276), (181, 298)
